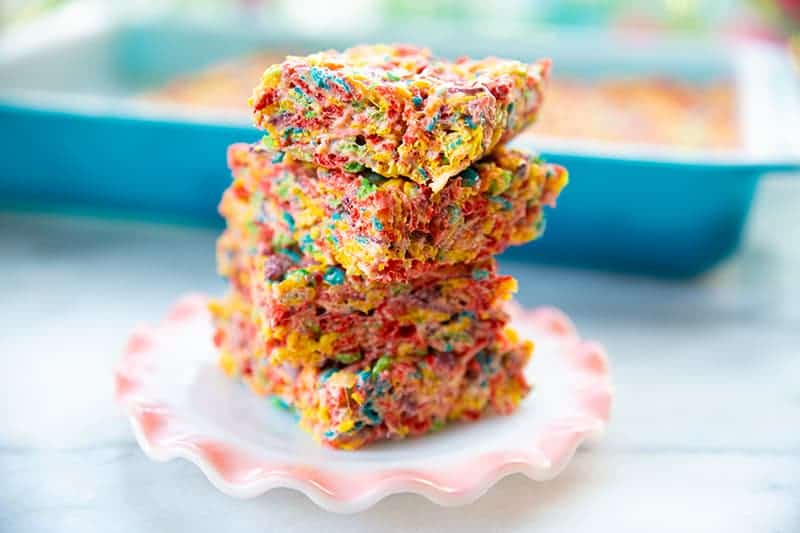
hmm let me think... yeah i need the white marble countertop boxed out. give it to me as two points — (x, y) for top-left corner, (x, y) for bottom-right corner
(1, 176), (799, 533)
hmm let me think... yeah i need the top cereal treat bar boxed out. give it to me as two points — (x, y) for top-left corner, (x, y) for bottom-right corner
(250, 44), (550, 192)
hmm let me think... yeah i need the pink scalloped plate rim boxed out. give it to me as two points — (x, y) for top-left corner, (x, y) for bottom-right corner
(115, 294), (613, 513)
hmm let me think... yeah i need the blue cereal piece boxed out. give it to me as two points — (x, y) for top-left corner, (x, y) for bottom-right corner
(460, 167), (479, 187)
(323, 266), (346, 285)
(471, 269), (489, 280)
(300, 233), (314, 252)
(319, 368), (337, 384)
(362, 401), (382, 424)
(536, 217), (547, 234)
(309, 66), (329, 89)
(491, 196), (513, 211)
(270, 396), (294, 413)
(279, 248), (302, 264)
(332, 76), (351, 94)
(426, 111), (439, 132)
(281, 211), (295, 231)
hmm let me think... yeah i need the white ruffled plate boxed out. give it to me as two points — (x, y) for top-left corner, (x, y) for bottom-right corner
(115, 294), (612, 513)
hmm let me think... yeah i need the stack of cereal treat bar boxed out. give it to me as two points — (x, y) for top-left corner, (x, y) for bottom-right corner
(210, 45), (567, 450)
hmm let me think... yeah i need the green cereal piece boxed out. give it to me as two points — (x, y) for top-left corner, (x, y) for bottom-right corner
(335, 352), (362, 364)
(287, 268), (311, 283)
(499, 170), (513, 191)
(261, 133), (276, 150)
(447, 205), (461, 224)
(364, 171), (387, 186)
(276, 181), (291, 199)
(372, 356), (392, 376)
(344, 161), (364, 173)
(270, 396), (295, 413)
(272, 232), (292, 249)
(357, 178), (377, 199)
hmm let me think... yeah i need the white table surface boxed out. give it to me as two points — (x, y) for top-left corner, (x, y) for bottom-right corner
(1, 176), (799, 533)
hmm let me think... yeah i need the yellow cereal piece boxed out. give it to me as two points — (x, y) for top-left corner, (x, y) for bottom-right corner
(207, 299), (227, 320)
(504, 327), (520, 344)
(397, 342), (416, 357)
(496, 278), (518, 301)
(327, 371), (357, 389)
(218, 351), (237, 377)
(337, 419), (355, 433)
(399, 307), (452, 324)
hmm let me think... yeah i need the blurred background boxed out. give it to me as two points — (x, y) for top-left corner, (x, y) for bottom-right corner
(0, 0), (798, 277)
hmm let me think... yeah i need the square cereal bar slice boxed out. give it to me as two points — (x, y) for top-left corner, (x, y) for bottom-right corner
(214, 223), (517, 367)
(250, 44), (550, 191)
(210, 290), (533, 450)
(226, 142), (566, 281)
(250, 252), (515, 367)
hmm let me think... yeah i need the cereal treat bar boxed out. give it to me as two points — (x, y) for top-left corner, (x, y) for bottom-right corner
(226, 142), (566, 281)
(251, 44), (550, 191)
(210, 290), (532, 450)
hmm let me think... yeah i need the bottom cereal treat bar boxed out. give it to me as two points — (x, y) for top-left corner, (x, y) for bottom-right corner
(210, 291), (533, 450)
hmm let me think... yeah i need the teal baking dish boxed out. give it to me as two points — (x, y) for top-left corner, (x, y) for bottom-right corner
(1, 12), (798, 277)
